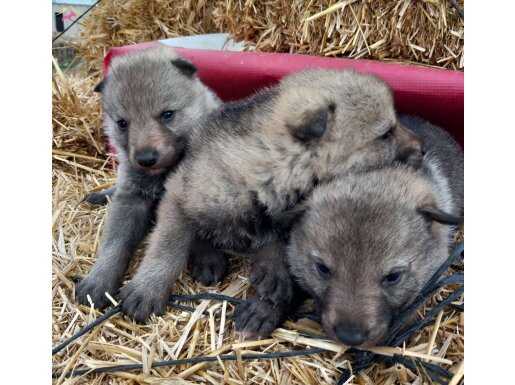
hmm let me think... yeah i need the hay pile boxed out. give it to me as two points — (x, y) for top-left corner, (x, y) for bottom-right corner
(52, 58), (110, 174)
(52, 67), (464, 384)
(76, 0), (464, 72)
(53, 1), (464, 383)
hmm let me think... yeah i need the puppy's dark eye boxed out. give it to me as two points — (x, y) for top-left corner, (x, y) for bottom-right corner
(117, 119), (128, 131)
(379, 126), (395, 140)
(161, 110), (175, 122)
(315, 262), (331, 277)
(382, 271), (403, 286)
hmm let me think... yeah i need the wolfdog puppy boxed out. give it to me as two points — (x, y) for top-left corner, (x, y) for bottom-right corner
(287, 116), (463, 346)
(116, 69), (424, 332)
(76, 47), (225, 309)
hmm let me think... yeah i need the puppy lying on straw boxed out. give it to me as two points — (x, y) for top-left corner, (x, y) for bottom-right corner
(287, 115), (463, 347)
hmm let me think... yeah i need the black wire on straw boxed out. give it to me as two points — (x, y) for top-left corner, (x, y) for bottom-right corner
(52, 293), (243, 356)
(385, 242), (464, 344)
(53, 243), (463, 383)
(52, 305), (120, 356)
(53, 347), (328, 379)
(169, 293), (243, 304)
(391, 286), (464, 346)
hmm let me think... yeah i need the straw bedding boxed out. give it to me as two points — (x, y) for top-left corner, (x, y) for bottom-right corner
(53, 1), (464, 383)
(76, 0), (464, 72)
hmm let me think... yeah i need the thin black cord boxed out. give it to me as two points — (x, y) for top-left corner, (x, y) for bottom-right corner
(421, 242), (464, 297)
(337, 353), (452, 385)
(391, 355), (452, 384)
(390, 286), (464, 346)
(54, 244), (463, 357)
(52, 293), (241, 355)
(385, 272), (463, 345)
(52, 0), (103, 43)
(53, 347), (328, 379)
(169, 293), (243, 304)
(386, 242), (464, 342)
(54, 243), (463, 384)
(52, 305), (120, 355)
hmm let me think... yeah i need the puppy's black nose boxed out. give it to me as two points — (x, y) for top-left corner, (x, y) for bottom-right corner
(334, 324), (368, 346)
(135, 149), (159, 168)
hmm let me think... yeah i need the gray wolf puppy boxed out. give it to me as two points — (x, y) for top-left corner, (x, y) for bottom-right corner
(287, 116), (463, 347)
(117, 69), (424, 330)
(76, 47), (224, 309)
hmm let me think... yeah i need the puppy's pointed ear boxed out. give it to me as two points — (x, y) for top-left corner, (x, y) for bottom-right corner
(171, 58), (197, 77)
(93, 79), (105, 93)
(417, 206), (462, 226)
(288, 104), (334, 142)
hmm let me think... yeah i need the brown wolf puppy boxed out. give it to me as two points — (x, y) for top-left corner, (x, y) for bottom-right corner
(76, 47), (225, 309)
(117, 69), (423, 330)
(287, 116), (463, 347)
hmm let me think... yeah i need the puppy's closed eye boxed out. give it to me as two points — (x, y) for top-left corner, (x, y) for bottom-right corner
(382, 270), (403, 286)
(314, 261), (331, 278)
(378, 125), (395, 141)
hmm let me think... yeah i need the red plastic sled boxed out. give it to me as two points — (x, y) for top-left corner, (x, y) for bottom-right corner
(104, 41), (464, 145)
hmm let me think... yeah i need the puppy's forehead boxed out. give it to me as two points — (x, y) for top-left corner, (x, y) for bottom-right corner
(284, 70), (396, 129)
(307, 205), (421, 274)
(336, 76), (395, 124)
(104, 53), (195, 115)
(303, 170), (434, 265)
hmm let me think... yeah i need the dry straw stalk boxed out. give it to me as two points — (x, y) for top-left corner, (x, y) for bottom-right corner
(53, 1), (464, 382)
(75, 0), (464, 72)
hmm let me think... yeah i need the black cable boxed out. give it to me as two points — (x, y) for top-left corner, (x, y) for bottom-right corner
(336, 352), (452, 385)
(52, 0), (103, 43)
(386, 243), (463, 342)
(385, 273), (463, 346)
(52, 293), (240, 355)
(169, 293), (244, 304)
(391, 355), (452, 384)
(390, 286), (464, 347)
(421, 242), (463, 297)
(53, 347), (328, 379)
(55, 243), (462, 357)
(52, 305), (121, 355)
(55, 243), (464, 383)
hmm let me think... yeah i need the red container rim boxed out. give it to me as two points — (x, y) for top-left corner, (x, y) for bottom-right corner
(103, 41), (464, 146)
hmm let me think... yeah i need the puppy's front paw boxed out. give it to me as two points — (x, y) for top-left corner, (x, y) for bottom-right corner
(234, 299), (284, 338)
(189, 249), (228, 286)
(250, 262), (293, 306)
(76, 272), (119, 309)
(119, 281), (168, 323)
(83, 187), (116, 206)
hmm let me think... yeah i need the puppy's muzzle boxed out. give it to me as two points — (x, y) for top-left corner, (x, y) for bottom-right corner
(135, 148), (159, 168)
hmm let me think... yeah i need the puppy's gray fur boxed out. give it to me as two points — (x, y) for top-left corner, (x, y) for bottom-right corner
(287, 116), (463, 346)
(76, 47), (224, 309)
(118, 70), (423, 329)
